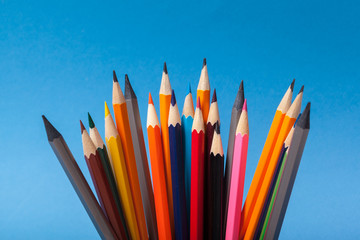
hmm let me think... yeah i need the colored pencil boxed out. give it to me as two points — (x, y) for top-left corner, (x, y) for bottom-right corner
(223, 80), (244, 236)
(159, 62), (175, 236)
(147, 93), (172, 240)
(168, 90), (188, 240)
(209, 123), (224, 240)
(104, 102), (140, 240)
(254, 127), (295, 239)
(81, 121), (128, 240)
(42, 116), (118, 240)
(181, 83), (194, 226)
(244, 86), (303, 239)
(190, 98), (205, 240)
(204, 89), (220, 239)
(88, 113), (130, 240)
(225, 100), (249, 240)
(125, 74), (157, 240)
(264, 102), (310, 239)
(113, 72), (149, 240)
(197, 58), (210, 124)
(240, 80), (294, 238)
(259, 125), (295, 240)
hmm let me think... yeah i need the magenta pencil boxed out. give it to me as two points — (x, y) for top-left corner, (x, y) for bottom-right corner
(225, 100), (249, 240)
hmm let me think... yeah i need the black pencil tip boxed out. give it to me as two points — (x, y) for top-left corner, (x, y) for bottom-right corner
(171, 89), (176, 106)
(124, 74), (136, 99)
(211, 89), (217, 103)
(113, 70), (118, 82)
(299, 85), (304, 94)
(203, 58), (207, 67)
(80, 120), (86, 133)
(297, 102), (310, 129)
(233, 81), (245, 110)
(42, 115), (61, 142)
(290, 79), (295, 91)
(214, 122), (220, 134)
(88, 113), (95, 129)
(188, 83), (192, 94)
(163, 62), (168, 74)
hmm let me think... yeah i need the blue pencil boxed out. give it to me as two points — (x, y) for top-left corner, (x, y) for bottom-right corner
(169, 90), (188, 240)
(181, 83), (194, 226)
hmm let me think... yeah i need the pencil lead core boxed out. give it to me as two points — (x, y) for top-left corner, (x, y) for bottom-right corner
(42, 115), (61, 141)
(163, 62), (168, 74)
(197, 97), (201, 109)
(242, 99), (248, 111)
(113, 70), (118, 82)
(148, 92), (154, 105)
(125, 74), (136, 99)
(203, 58), (207, 67)
(171, 89), (176, 106)
(214, 122), (220, 134)
(188, 83), (192, 94)
(88, 112), (95, 128)
(290, 79), (295, 91)
(298, 102), (310, 129)
(299, 85), (304, 94)
(105, 101), (110, 117)
(211, 89), (217, 103)
(80, 120), (86, 133)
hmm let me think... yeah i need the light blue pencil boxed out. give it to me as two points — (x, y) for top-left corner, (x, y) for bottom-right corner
(181, 83), (195, 227)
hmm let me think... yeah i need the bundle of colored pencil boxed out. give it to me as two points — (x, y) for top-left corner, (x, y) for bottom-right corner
(43, 59), (311, 240)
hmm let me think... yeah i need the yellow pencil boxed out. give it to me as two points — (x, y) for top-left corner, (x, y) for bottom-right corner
(104, 101), (140, 240)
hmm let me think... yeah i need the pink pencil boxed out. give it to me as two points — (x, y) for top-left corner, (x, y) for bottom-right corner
(225, 99), (249, 240)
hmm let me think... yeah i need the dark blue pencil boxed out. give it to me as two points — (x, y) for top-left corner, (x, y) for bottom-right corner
(168, 90), (188, 240)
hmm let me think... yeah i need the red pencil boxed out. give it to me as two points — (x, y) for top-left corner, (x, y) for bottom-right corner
(190, 98), (205, 240)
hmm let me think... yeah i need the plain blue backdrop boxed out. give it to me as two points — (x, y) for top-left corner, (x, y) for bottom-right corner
(1, 0), (359, 239)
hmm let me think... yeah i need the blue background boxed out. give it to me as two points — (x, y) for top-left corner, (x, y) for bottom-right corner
(1, 0), (359, 239)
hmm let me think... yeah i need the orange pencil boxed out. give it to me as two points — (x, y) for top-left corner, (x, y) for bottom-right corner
(159, 62), (175, 236)
(196, 58), (210, 123)
(240, 80), (294, 238)
(147, 93), (172, 240)
(112, 71), (148, 240)
(243, 87), (303, 239)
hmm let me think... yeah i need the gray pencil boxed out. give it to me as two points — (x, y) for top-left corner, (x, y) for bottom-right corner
(42, 115), (118, 240)
(125, 75), (158, 240)
(264, 102), (311, 240)
(223, 81), (244, 235)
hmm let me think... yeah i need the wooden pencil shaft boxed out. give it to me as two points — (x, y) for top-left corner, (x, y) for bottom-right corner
(96, 146), (130, 240)
(204, 121), (216, 239)
(190, 130), (205, 240)
(169, 123), (188, 240)
(264, 126), (309, 240)
(126, 97), (158, 240)
(254, 145), (286, 239)
(46, 134), (117, 240)
(209, 153), (224, 239)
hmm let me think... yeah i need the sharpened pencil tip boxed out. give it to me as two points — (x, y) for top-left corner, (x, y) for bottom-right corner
(42, 115), (61, 141)
(80, 120), (86, 133)
(298, 102), (310, 129)
(171, 89), (176, 106)
(299, 85), (304, 94)
(148, 92), (154, 105)
(211, 89), (217, 103)
(290, 79), (295, 91)
(234, 81), (245, 110)
(105, 101), (110, 117)
(203, 58), (207, 67)
(214, 122), (220, 134)
(196, 97), (201, 109)
(125, 74), (136, 99)
(113, 70), (118, 82)
(242, 99), (247, 111)
(163, 62), (168, 74)
(88, 112), (95, 128)
(188, 83), (192, 94)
